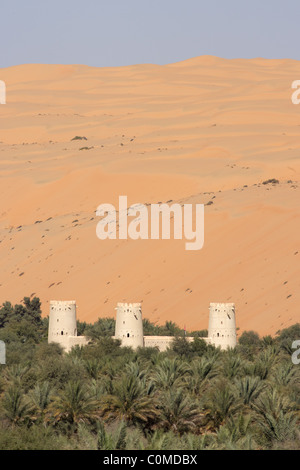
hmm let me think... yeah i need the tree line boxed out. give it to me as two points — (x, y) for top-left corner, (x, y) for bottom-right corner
(0, 296), (299, 450)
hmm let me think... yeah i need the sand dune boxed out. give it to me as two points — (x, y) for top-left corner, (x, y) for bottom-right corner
(0, 56), (299, 337)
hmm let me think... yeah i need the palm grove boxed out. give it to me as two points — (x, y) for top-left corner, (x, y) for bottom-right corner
(0, 296), (299, 450)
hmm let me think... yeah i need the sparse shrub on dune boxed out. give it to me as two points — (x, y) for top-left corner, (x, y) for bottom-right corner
(262, 178), (279, 185)
(71, 136), (87, 141)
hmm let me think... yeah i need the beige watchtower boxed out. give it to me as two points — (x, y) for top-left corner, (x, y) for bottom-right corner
(114, 302), (144, 349)
(208, 302), (237, 350)
(48, 300), (89, 352)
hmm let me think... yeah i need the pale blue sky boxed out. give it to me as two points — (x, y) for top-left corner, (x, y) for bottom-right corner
(1, 0), (300, 68)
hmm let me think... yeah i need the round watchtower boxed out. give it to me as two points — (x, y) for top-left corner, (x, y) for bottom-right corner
(48, 300), (77, 349)
(208, 302), (237, 350)
(114, 302), (144, 349)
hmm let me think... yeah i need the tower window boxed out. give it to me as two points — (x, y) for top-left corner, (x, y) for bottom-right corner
(61, 331), (64, 335)
(127, 333), (130, 338)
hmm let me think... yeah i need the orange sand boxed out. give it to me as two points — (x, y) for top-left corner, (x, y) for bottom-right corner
(0, 56), (299, 337)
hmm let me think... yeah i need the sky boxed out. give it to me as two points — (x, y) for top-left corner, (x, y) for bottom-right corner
(0, 0), (300, 68)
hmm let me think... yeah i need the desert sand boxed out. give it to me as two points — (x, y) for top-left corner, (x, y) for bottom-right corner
(0, 56), (299, 337)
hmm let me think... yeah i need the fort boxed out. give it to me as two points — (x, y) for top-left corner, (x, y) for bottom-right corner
(48, 300), (89, 352)
(48, 300), (237, 352)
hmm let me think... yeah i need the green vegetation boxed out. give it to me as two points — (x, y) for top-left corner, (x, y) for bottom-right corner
(0, 297), (299, 450)
(71, 136), (87, 141)
(262, 178), (279, 185)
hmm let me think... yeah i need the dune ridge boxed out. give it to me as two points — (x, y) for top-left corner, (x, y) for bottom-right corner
(0, 56), (299, 336)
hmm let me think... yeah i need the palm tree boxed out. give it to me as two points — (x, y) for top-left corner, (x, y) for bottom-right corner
(212, 414), (256, 450)
(158, 388), (203, 435)
(3, 364), (31, 388)
(84, 359), (103, 379)
(251, 389), (299, 447)
(88, 377), (109, 401)
(50, 380), (100, 426)
(164, 321), (181, 336)
(28, 381), (55, 422)
(203, 346), (222, 362)
(234, 375), (266, 407)
(151, 357), (190, 391)
(245, 345), (281, 381)
(202, 380), (242, 431)
(97, 420), (127, 450)
(100, 374), (159, 430)
(261, 335), (274, 347)
(2, 384), (34, 425)
(181, 432), (214, 450)
(188, 356), (219, 395)
(142, 429), (184, 450)
(125, 361), (149, 381)
(221, 353), (243, 379)
(271, 361), (300, 388)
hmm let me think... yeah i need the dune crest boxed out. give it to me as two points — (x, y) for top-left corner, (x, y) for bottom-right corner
(0, 57), (299, 336)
